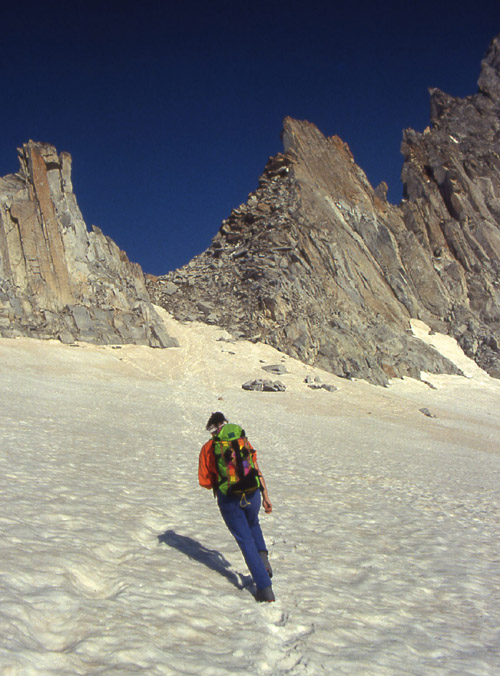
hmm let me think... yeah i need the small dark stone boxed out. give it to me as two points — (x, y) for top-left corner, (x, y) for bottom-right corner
(419, 407), (437, 418)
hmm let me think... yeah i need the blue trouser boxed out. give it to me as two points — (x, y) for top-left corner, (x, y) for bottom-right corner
(217, 489), (271, 590)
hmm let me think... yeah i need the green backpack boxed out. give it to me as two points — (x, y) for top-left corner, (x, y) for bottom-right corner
(213, 423), (260, 495)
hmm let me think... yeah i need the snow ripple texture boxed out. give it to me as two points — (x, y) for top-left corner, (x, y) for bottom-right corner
(1, 317), (499, 675)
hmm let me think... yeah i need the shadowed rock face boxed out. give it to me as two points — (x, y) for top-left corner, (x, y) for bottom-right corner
(399, 35), (500, 378)
(0, 141), (176, 347)
(149, 35), (500, 384)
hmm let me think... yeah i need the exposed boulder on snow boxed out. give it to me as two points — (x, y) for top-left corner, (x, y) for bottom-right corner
(261, 363), (288, 375)
(242, 379), (286, 392)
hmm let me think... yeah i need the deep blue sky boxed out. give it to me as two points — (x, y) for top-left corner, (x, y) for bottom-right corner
(1, 1), (498, 274)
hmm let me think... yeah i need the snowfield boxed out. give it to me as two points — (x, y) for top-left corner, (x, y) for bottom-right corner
(1, 312), (499, 675)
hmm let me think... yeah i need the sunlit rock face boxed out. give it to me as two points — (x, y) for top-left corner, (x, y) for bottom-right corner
(2, 36), (499, 382)
(0, 141), (176, 347)
(149, 35), (500, 384)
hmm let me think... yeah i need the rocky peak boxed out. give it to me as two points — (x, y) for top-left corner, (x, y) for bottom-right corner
(148, 118), (461, 384)
(478, 34), (500, 101)
(0, 141), (176, 347)
(149, 35), (500, 384)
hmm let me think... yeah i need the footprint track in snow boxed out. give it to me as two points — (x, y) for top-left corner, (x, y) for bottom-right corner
(259, 605), (316, 674)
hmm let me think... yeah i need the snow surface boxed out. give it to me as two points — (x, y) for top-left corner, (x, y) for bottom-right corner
(1, 311), (499, 675)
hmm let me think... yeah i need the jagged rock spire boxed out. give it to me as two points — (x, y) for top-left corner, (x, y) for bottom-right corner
(478, 34), (500, 101)
(0, 142), (176, 347)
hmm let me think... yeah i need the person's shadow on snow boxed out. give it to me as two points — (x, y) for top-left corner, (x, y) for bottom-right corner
(158, 529), (253, 593)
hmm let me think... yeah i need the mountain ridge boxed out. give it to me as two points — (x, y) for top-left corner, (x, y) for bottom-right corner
(1, 35), (500, 384)
(148, 35), (500, 384)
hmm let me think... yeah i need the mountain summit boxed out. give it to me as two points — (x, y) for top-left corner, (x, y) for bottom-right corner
(149, 35), (500, 384)
(0, 141), (176, 347)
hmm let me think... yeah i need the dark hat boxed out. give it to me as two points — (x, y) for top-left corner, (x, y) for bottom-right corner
(206, 411), (227, 433)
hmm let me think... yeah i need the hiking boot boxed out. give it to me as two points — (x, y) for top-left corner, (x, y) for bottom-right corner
(259, 551), (273, 578)
(255, 585), (275, 602)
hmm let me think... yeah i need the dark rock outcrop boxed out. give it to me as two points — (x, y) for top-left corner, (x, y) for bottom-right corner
(149, 35), (500, 384)
(399, 35), (500, 378)
(0, 141), (176, 347)
(242, 379), (286, 392)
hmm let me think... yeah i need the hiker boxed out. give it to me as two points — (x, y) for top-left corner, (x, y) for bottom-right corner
(198, 411), (275, 602)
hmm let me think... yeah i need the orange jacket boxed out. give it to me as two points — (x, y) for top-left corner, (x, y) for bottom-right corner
(198, 438), (258, 490)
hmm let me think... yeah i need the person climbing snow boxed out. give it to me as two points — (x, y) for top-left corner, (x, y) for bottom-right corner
(198, 411), (275, 602)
